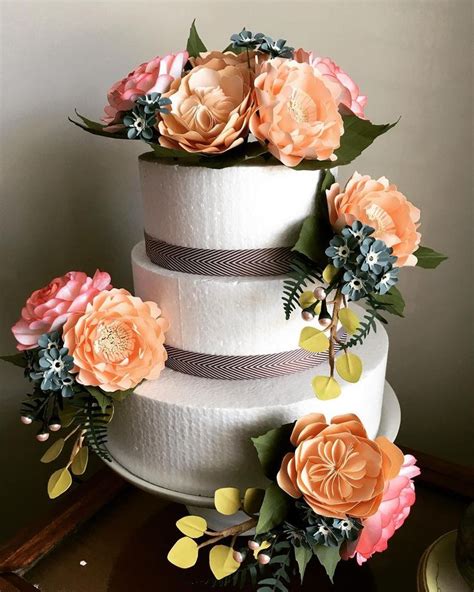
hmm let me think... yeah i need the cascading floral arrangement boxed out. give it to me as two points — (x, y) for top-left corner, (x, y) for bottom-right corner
(167, 413), (420, 587)
(1, 272), (168, 498)
(70, 21), (397, 170)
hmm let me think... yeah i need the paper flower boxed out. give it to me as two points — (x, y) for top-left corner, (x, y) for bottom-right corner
(294, 49), (367, 118)
(276, 413), (404, 519)
(348, 455), (420, 564)
(326, 173), (421, 267)
(12, 271), (111, 351)
(158, 52), (254, 154)
(250, 58), (343, 167)
(102, 51), (188, 127)
(62, 288), (169, 392)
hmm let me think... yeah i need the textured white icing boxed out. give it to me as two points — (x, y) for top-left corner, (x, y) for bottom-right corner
(106, 309), (388, 498)
(139, 156), (325, 249)
(132, 241), (320, 356)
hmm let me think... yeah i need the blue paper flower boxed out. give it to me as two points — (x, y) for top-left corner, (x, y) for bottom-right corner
(341, 221), (375, 245)
(123, 108), (156, 141)
(325, 235), (357, 268)
(341, 269), (374, 301)
(332, 518), (362, 542)
(136, 92), (172, 115)
(230, 28), (265, 50)
(306, 518), (340, 547)
(31, 332), (77, 398)
(375, 265), (400, 295)
(358, 237), (395, 276)
(258, 36), (294, 58)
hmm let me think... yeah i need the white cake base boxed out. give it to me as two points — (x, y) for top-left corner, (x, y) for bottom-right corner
(106, 382), (400, 523)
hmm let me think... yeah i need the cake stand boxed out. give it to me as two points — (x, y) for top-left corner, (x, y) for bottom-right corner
(106, 381), (401, 529)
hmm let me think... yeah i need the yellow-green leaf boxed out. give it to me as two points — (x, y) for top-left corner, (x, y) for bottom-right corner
(298, 291), (316, 309)
(312, 376), (341, 400)
(71, 446), (89, 476)
(40, 438), (65, 464)
(338, 308), (360, 335)
(214, 487), (241, 515)
(176, 515), (208, 538)
(252, 539), (271, 559)
(167, 537), (198, 569)
(322, 264), (338, 284)
(47, 467), (72, 499)
(299, 327), (330, 353)
(243, 488), (265, 515)
(59, 407), (77, 428)
(336, 352), (363, 383)
(209, 545), (240, 580)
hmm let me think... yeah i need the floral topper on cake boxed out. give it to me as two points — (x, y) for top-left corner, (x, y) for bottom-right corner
(70, 21), (397, 169)
(1, 271), (169, 498)
(167, 413), (420, 588)
(282, 169), (447, 399)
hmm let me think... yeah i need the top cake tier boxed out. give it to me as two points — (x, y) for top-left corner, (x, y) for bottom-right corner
(139, 154), (324, 250)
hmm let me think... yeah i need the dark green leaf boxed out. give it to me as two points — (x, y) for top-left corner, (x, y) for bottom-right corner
(294, 545), (313, 583)
(312, 544), (341, 583)
(371, 286), (405, 317)
(69, 113), (129, 140)
(110, 388), (134, 402)
(73, 110), (106, 131)
(0, 353), (28, 368)
(149, 144), (200, 160)
(292, 114), (399, 171)
(258, 578), (287, 592)
(251, 423), (294, 480)
(414, 245), (448, 269)
(86, 386), (111, 413)
(256, 484), (290, 534)
(186, 19), (207, 58)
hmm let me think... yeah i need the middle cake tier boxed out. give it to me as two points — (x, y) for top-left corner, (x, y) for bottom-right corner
(133, 241), (315, 357)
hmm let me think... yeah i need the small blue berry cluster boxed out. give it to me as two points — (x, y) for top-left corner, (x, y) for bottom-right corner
(325, 221), (399, 301)
(27, 331), (76, 398)
(230, 28), (294, 58)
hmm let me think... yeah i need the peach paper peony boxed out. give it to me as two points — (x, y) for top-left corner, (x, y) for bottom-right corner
(63, 288), (169, 392)
(158, 51), (254, 154)
(102, 51), (188, 127)
(348, 454), (420, 564)
(12, 271), (111, 351)
(326, 172), (421, 266)
(250, 58), (343, 167)
(294, 49), (367, 118)
(277, 413), (404, 519)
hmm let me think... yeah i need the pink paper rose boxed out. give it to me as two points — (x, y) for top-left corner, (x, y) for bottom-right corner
(12, 271), (111, 351)
(349, 454), (420, 564)
(294, 49), (367, 118)
(102, 51), (188, 127)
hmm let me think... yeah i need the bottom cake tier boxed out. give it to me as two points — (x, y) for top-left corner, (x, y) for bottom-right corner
(107, 310), (388, 497)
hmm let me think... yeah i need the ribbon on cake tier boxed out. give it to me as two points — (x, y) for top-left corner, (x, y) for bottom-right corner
(145, 232), (293, 276)
(165, 333), (346, 380)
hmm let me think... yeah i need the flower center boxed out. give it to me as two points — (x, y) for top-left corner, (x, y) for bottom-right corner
(365, 203), (392, 232)
(288, 88), (317, 124)
(95, 320), (135, 363)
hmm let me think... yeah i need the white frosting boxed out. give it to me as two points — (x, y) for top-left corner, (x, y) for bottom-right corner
(107, 310), (388, 498)
(139, 156), (324, 249)
(132, 241), (319, 356)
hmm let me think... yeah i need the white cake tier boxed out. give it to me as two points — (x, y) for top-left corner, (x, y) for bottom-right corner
(106, 313), (388, 498)
(139, 154), (325, 250)
(133, 241), (319, 356)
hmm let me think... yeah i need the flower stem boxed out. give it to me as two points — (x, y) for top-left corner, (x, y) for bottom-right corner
(199, 516), (257, 549)
(329, 288), (343, 377)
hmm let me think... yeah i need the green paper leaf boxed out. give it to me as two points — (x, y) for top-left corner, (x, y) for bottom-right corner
(312, 375), (341, 400)
(322, 263), (338, 284)
(0, 353), (28, 368)
(298, 327), (330, 353)
(40, 438), (65, 463)
(47, 467), (73, 499)
(256, 483), (290, 534)
(69, 110), (129, 139)
(110, 388), (134, 402)
(243, 488), (265, 515)
(86, 386), (112, 413)
(338, 307), (360, 335)
(251, 423), (294, 480)
(186, 19), (207, 58)
(71, 446), (89, 476)
(336, 352), (363, 383)
(294, 544), (313, 583)
(59, 405), (79, 428)
(293, 114), (399, 171)
(313, 544), (341, 583)
(414, 245), (448, 269)
(371, 286), (406, 317)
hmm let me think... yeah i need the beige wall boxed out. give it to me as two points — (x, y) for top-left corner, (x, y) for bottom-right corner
(0, 0), (472, 542)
